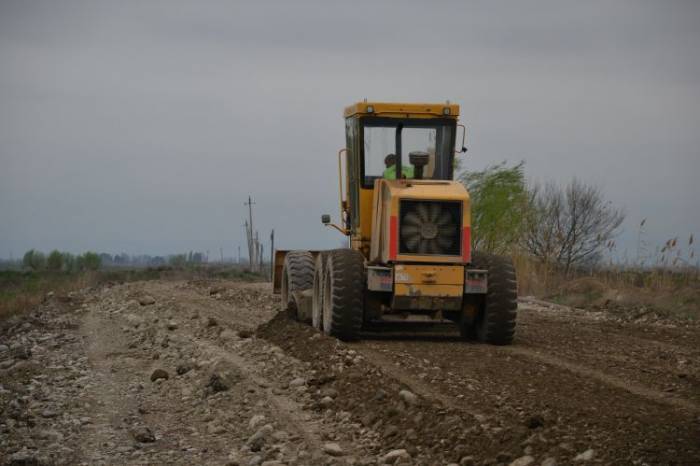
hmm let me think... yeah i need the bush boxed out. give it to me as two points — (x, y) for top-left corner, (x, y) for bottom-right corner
(169, 254), (187, 268)
(61, 252), (75, 272)
(47, 250), (64, 271)
(459, 162), (528, 255)
(523, 179), (625, 272)
(22, 249), (46, 271)
(81, 251), (102, 271)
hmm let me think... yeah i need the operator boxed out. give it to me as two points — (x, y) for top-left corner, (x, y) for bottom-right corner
(382, 153), (414, 180)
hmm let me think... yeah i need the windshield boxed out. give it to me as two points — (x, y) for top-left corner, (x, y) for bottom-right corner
(362, 118), (455, 187)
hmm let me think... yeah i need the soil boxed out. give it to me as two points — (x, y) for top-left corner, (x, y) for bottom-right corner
(1, 279), (699, 465)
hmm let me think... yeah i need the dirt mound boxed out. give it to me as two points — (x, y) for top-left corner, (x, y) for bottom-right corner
(257, 312), (523, 464)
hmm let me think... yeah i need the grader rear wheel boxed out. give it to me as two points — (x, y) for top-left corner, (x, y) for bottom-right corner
(322, 249), (364, 341)
(280, 251), (314, 322)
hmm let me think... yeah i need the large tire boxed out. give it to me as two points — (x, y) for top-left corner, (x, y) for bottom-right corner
(280, 251), (314, 321)
(311, 252), (328, 330)
(322, 249), (365, 341)
(470, 252), (518, 345)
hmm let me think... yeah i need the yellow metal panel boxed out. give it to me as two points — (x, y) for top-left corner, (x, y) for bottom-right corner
(272, 250), (288, 293)
(394, 264), (465, 285)
(394, 283), (463, 298)
(369, 180), (383, 263)
(357, 187), (375, 242)
(384, 179), (471, 202)
(381, 179), (471, 264)
(344, 102), (460, 119)
(395, 254), (465, 264)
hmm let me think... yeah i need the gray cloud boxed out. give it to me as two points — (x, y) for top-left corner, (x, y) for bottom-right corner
(1, 0), (699, 259)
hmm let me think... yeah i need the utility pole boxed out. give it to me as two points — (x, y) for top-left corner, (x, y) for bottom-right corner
(255, 230), (260, 272)
(238, 245), (241, 265)
(259, 244), (264, 274)
(219, 247), (224, 263)
(244, 220), (252, 269)
(269, 229), (275, 282)
(244, 196), (256, 271)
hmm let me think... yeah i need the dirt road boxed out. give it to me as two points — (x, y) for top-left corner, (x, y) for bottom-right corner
(1, 279), (699, 465)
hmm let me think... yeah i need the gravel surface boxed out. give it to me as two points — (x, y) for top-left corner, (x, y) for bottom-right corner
(1, 279), (699, 465)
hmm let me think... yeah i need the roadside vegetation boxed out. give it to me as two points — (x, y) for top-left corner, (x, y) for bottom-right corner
(460, 163), (699, 320)
(0, 250), (266, 321)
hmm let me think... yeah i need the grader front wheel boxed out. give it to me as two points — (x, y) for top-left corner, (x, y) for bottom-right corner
(322, 249), (364, 341)
(467, 252), (518, 345)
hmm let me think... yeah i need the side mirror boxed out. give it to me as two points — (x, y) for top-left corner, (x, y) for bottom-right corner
(321, 213), (349, 235)
(456, 124), (468, 154)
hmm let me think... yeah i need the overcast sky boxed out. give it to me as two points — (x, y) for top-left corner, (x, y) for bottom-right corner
(1, 0), (699, 261)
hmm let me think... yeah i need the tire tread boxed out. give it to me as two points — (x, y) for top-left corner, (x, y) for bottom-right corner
(325, 249), (364, 341)
(282, 251), (314, 319)
(472, 252), (518, 345)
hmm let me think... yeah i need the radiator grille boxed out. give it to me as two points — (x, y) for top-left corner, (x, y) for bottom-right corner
(399, 200), (461, 256)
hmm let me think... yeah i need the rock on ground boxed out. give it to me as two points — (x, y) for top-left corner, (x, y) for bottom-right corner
(509, 455), (535, 466)
(574, 449), (595, 461)
(139, 295), (156, 305)
(323, 442), (344, 456)
(381, 449), (411, 464)
(150, 368), (169, 381)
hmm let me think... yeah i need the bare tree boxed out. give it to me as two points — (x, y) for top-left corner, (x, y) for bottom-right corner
(523, 179), (624, 272)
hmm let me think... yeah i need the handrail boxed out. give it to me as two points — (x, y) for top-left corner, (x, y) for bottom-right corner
(338, 148), (347, 223)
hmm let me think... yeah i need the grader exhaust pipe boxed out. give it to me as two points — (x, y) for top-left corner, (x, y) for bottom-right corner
(409, 151), (430, 180)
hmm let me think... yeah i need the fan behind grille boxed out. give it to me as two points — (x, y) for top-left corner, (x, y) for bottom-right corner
(399, 200), (461, 256)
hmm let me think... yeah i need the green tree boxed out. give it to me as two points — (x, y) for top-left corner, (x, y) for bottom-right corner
(459, 162), (529, 255)
(81, 251), (102, 271)
(169, 254), (186, 268)
(61, 252), (75, 272)
(47, 250), (64, 271)
(22, 249), (46, 271)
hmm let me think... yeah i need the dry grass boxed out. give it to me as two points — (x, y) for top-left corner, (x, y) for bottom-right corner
(0, 271), (93, 320)
(513, 254), (700, 321)
(0, 266), (267, 321)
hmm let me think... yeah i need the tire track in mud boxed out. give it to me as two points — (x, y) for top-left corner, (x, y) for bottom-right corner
(503, 345), (700, 414)
(358, 330), (697, 422)
(516, 302), (700, 405)
(254, 287), (700, 464)
(353, 344), (489, 419)
(352, 335), (700, 465)
(257, 312), (528, 465)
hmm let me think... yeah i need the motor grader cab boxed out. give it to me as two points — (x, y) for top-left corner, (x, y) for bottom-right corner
(273, 102), (518, 344)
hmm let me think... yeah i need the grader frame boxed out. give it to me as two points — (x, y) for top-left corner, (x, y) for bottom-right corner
(273, 102), (518, 344)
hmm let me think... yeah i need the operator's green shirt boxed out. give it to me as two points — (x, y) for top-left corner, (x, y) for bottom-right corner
(383, 165), (414, 180)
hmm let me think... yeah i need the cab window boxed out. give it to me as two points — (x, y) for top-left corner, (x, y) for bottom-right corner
(361, 119), (455, 188)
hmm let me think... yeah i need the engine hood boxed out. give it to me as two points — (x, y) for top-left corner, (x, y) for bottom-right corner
(369, 179), (472, 264)
(382, 179), (470, 201)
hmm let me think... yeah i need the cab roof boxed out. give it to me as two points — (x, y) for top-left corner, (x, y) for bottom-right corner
(344, 101), (460, 119)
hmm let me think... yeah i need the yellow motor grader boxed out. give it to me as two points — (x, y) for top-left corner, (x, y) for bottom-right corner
(273, 102), (517, 344)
